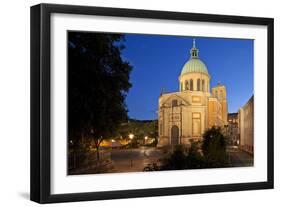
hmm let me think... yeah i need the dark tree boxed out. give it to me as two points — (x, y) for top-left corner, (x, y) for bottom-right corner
(162, 145), (187, 170)
(202, 127), (228, 167)
(185, 141), (205, 169)
(68, 32), (132, 160)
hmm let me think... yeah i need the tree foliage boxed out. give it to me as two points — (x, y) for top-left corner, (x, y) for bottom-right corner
(185, 141), (205, 169)
(68, 32), (132, 157)
(161, 127), (229, 171)
(162, 145), (187, 170)
(116, 119), (158, 139)
(202, 127), (228, 167)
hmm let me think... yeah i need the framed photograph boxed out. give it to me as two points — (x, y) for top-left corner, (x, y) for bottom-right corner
(30, 3), (274, 203)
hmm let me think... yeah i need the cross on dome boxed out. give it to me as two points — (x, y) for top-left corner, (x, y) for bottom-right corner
(193, 38), (196, 48)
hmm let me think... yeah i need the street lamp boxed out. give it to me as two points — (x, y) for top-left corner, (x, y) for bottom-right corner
(129, 133), (134, 167)
(129, 133), (134, 140)
(143, 136), (148, 157)
(111, 139), (115, 149)
(144, 136), (148, 145)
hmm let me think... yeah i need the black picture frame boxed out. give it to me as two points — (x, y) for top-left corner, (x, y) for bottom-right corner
(30, 3), (274, 204)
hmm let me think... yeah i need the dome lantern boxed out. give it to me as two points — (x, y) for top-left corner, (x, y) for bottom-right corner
(190, 39), (199, 59)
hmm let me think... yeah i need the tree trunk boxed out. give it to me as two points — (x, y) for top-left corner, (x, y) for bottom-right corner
(96, 145), (100, 161)
(73, 152), (76, 169)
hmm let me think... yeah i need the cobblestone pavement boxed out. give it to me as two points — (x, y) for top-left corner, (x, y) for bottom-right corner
(110, 147), (164, 173)
(227, 146), (254, 167)
(70, 146), (254, 175)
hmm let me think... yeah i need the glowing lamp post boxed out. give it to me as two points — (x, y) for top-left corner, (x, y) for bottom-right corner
(129, 134), (134, 140)
(111, 139), (115, 149)
(144, 136), (148, 145)
(129, 134), (134, 168)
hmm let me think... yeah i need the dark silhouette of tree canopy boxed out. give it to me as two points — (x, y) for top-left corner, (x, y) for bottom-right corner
(185, 141), (205, 169)
(68, 32), (132, 160)
(202, 127), (228, 167)
(161, 145), (186, 170)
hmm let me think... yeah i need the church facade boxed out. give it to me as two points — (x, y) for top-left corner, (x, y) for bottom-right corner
(158, 40), (228, 147)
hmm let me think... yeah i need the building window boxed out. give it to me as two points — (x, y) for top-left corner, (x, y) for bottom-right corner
(202, 80), (205, 92)
(181, 82), (183, 91)
(190, 79), (193, 91)
(185, 80), (189, 90)
(172, 99), (178, 107)
(197, 79), (201, 91)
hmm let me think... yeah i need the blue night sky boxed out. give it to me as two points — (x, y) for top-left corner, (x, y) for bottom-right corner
(121, 34), (253, 120)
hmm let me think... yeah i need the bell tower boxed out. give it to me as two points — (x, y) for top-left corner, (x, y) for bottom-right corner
(212, 83), (228, 125)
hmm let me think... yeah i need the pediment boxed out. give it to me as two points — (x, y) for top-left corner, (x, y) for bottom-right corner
(161, 93), (191, 108)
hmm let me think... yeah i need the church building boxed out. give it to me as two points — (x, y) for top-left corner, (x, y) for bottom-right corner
(158, 40), (228, 147)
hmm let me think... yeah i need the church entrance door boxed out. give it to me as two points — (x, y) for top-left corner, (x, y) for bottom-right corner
(171, 125), (179, 146)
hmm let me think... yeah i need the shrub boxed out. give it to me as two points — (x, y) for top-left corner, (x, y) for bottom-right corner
(186, 141), (205, 169)
(161, 145), (187, 170)
(202, 127), (229, 168)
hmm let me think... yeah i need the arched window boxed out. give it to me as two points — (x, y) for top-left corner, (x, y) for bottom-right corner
(180, 82), (183, 91)
(172, 99), (178, 107)
(202, 80), (205, 92)
(190, 79), (193, 91)
(197, 79), (201, 91)
(185, 80), (189, 90)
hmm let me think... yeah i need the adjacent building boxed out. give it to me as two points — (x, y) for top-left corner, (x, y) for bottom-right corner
(227, 113), (239, 145)
(158, 40), (228, 147)
(238, 96), (254, 154)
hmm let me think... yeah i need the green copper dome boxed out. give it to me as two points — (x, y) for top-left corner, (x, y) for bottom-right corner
(181, 39), (209, 75)
(181, 59), (208, 75)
